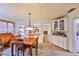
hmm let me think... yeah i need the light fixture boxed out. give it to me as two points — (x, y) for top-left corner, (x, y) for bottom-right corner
(28, 12), (31, 27)
(25, 12), (33, 31)
(26, 27), (33, 31)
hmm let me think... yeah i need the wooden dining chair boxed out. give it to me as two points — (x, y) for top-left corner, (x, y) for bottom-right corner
(28, 36), (38, 56)
(15, 39), (25, 56)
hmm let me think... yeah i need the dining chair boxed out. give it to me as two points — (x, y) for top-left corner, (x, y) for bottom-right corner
(15, 39), (25, 56)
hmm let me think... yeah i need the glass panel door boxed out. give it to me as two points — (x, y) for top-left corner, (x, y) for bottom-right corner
(54, 21), (58, 31)
(59, 20), (64, 30)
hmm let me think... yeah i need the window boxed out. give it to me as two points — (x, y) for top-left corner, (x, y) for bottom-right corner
(8, 23), (14, 34)
(0, 19), (15, 34)
(0, 21), (7, 33)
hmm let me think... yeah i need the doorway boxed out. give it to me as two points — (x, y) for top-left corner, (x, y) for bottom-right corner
(42, 24), (51, 43)
(73, 19), (79, 53)
(43, 31), (48, 42)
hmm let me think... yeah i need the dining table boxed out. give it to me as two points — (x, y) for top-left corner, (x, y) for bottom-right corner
(11, 36), (38, 56)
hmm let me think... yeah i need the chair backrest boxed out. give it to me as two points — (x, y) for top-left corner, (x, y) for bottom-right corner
(0, 39), (2, 44)
(0, 33), (15, 43)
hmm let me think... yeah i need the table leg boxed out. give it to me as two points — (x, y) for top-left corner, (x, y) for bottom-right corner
(30, 46), (32, 56)
(11, 43), (14, 56)
(35, 40), (38, 56)
(35, 45), (38, 56)
(28, 47), (30, 55)
(17, 48), (19, 56)
(23, 45), (25, 56)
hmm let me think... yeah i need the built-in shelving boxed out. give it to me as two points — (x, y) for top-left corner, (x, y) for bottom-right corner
(52, 18), (68, 50)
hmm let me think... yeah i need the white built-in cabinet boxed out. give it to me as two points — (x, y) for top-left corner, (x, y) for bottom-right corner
(52, 18), (68, 50)
(52, 36), (67, 49)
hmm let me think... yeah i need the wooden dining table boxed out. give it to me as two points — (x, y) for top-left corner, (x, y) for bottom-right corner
(11, 37), (38, 56)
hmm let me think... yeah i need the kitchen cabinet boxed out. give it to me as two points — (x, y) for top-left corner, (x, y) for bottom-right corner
(52, 17), (68, 50)
(54, 20), (59, 31)
(52, 36), (67, 50)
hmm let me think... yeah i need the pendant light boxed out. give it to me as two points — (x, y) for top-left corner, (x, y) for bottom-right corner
(26, 12), (33, 31)
(28, 12), (31, 27)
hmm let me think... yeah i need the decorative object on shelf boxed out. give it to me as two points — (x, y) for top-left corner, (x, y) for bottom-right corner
(52, 31), (67, 37)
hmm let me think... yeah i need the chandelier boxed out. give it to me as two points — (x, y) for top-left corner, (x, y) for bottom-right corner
(28, 12), (31, 27)
(26, 12), (33, 31)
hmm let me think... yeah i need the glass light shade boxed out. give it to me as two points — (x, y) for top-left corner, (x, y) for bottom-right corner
(25, 27), (33, 31)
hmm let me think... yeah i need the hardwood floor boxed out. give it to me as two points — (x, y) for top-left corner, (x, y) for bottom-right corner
(38, 42), (79, 56)
(38, 42), (72, 56)
(1, 42), (79, 56)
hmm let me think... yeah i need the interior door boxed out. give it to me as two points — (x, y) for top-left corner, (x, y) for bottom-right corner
(74, 19), (79, 52)
(75, 23), (79, 52)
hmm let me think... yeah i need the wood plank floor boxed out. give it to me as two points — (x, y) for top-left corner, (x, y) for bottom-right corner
(1, 42), (79, 56)
(37, 42), (79, 56)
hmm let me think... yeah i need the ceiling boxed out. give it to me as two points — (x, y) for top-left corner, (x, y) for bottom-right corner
(0, 3), (79, 20)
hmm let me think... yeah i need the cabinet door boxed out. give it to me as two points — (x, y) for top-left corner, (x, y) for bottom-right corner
(63, 38), (67, 49)
(54, 20), (58, 31)
(59, 18), (68, 31)
(52, 36), (56, 44)
(53, 36), (57, 45)
(59, 37), (64, 48)
(59, 19), (64, 31)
